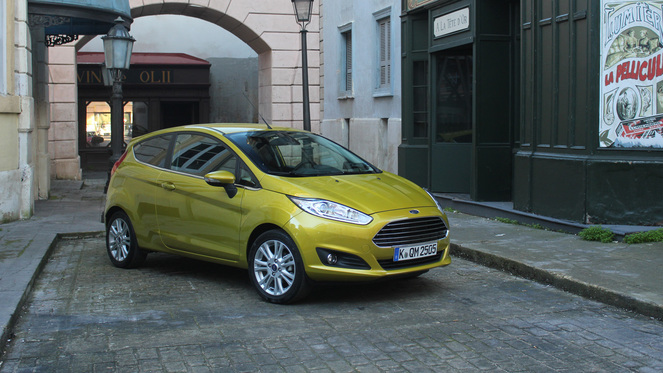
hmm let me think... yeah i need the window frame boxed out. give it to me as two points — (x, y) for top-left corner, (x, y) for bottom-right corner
(338, 22), (354, 99)
(373, 7), (393, 97)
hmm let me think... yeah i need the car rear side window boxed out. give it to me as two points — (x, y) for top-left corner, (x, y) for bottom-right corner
(133, 135), (172, 168)
(171, 133), (236, 177)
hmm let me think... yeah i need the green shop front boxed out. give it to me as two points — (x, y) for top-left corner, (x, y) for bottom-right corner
(399, 0), (663, 225)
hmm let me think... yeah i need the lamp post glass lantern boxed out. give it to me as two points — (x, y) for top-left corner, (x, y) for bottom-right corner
(292, 0), (314, 131)
(102, 17), (134, 181)
(292, 0), (313, 24)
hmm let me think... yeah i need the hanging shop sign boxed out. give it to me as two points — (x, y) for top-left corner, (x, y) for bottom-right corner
(434, 7), (470, 38)
(601, 1), (663, 148)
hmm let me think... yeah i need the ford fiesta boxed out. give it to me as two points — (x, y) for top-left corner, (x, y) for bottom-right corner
(104, 124), (451, 303)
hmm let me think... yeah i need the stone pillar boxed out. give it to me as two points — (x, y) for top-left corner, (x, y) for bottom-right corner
(32, 26), (50, 199)
(48, 44), (82, 180)
(16, 0), (35, 219)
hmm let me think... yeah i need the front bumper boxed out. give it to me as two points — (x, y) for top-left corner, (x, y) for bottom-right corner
(284, 206), (451, 282)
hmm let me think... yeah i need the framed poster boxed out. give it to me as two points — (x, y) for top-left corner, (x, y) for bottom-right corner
(601, 1), (663, 148)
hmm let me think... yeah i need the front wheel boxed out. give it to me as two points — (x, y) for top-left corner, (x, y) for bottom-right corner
(106, 211), (146, 268)
(248, 230), (311, 304)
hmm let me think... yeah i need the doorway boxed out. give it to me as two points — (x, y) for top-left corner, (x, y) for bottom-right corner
(161, 101), (200, 128)
(430, 44), (473, 193)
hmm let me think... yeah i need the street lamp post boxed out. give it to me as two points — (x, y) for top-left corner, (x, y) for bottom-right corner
(292, 0), (314, 132)
(102, 17), (134, 183)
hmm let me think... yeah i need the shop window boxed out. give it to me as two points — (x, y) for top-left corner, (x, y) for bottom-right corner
(435, 46), (473, 143)
(374, 8), (392, 95)
(84, 101), (139, 148)
(339, 23), (353, 98)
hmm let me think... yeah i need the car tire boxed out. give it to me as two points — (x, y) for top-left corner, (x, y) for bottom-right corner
(248, 229), (311, 304)
(106, 211), (147, 269)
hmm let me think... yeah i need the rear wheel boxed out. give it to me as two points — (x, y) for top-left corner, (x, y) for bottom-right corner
(248, 230), (310, 304)
(106, 211), (146, 268)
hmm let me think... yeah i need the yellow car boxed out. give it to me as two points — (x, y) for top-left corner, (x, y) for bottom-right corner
(104, 124), (451, 303)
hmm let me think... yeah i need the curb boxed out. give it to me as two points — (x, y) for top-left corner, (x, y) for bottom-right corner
(1, 233), (60, 356)
(450, 243), (663, 321)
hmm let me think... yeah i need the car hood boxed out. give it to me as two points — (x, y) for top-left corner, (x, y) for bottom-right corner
(261, 172), (436, 214)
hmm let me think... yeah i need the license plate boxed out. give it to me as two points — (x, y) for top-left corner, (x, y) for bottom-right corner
(393, 242), (438, 262)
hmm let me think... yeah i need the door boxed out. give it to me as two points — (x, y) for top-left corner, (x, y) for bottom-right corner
(430, 44), (473, 193)
(155, 132), (243, 261)
(161, 101), (200, 128)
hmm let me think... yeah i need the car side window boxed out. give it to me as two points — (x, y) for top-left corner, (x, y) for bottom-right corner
(133, 134), (172, 167)
(170, 133), (236, 177)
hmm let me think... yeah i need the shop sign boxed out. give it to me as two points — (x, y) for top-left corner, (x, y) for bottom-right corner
(78, 68), (174, 85)
(601, 1), (663, 148)
(434, 8), (470, 38)
(406, 0), (436, 11)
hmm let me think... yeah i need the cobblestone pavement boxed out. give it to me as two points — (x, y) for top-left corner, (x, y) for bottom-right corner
(1, 237), (663, 373)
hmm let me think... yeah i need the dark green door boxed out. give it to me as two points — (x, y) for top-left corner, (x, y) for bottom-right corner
(431, 44), (473, 193)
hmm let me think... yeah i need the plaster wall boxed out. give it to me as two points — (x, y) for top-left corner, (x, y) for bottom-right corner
(208, 57), (259, 124)
(320, 0), (402, 173)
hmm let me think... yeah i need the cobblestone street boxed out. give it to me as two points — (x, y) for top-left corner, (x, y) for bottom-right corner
(1, 237), (662, 372)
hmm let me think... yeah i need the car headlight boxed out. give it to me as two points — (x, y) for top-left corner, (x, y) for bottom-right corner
(425, 189), (445, 213)
(289, 197), (373, 225)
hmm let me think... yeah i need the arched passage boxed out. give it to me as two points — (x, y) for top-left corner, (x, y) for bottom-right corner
(48, 0), (320, 179)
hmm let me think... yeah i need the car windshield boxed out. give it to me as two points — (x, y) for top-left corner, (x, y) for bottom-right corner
(226, 131), (380, 177)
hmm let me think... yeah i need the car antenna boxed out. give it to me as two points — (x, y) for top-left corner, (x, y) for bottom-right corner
(242, 91), (272, 129)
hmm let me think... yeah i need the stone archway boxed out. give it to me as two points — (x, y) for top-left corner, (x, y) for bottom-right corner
(48, 0), (320, 180)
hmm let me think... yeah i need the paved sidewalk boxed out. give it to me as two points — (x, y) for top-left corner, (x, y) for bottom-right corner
(1, 179), (662, 355)
(0, 179), (106, 354)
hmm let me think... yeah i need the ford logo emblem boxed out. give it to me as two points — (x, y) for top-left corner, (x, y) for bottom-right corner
(409, 210), (420, 214)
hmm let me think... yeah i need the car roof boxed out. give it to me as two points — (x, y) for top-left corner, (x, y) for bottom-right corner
(127, 123), (306, 146)
(181, 123), (301, 135)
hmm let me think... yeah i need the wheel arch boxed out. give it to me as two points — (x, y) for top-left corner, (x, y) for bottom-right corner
(104, 206), (126, 226)
(245, 223), (284, 260)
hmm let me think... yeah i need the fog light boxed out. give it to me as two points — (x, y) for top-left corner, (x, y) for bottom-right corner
(326, 253), (338, 265)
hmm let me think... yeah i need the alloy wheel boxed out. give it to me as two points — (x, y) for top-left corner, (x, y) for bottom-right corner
(108, 218), (131, 262)
(253, 239), (296, 296)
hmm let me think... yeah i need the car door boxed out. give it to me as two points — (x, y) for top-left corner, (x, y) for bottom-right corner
(155, 132), (244, 261)
(129, 133), (173, 247)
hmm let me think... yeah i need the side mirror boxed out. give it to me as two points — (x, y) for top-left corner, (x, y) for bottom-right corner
(204, 171), (238, 198)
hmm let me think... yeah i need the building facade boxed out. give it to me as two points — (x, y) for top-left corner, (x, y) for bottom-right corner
(319, 0), (401, 173)
(399, 0), (663, 225)
(48, 0), (321, 181)
(1, 0), (34, 222)
(1, 0), (132, 222)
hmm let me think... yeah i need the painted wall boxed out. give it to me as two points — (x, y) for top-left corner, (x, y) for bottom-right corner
(320, 0), (402, 173)
(208, 57), (260, 124)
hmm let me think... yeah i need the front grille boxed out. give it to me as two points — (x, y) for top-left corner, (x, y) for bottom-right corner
(372, 216), (448, 248)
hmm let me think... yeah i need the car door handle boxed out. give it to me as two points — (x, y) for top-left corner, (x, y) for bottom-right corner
(161, 182), (176, 191)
